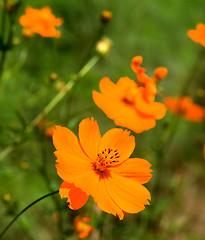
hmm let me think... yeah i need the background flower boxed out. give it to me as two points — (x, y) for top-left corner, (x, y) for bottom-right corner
(93, 57), (166, 133)
(187, 23), (205, 47)
(19, 6), (63, 38)
(164, 96), (205, 122)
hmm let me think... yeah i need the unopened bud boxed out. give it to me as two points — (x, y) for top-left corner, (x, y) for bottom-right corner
(5, 0), (20, 13)
(153, 67), (168, 82)
(96, 37), (111, 55)
(50, 72), (58, 81)
(101, 10), (113, 24)
(22, 28), (34, 39)
(3, 193), (12, 202)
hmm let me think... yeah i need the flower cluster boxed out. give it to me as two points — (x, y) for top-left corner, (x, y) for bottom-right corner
(19, 7), (63, 38)
(164, 96), (205, 122)
(93, 56), (167, 133)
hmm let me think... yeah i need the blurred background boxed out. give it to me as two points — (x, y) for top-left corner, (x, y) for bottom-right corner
(0, 0), (205, 239)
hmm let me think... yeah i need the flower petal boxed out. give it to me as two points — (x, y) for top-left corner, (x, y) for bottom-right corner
(110, 158), (152, 184)
(93, 91), (156, 133)
(106, 174), (151, 214)
(55, 151), (91, 183)
(64, 169), (124, 219)
(135, 93), (167, 120)
(99, 77), (122, 99)
(53, 125), (89, 160)
(78, 118), (101, 161)
(99, 128), (135, 163)
(91, 178), (124, 220)
(59, 181), (89, 210)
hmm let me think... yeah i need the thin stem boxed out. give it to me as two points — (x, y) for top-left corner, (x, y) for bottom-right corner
(0, 54), (100, 161)
(0, 0), (7, 78)
(0, 0), (23, 80)
(25, 54), (99, 133)
(0, 0), (7, 39)
(0, 190), (59, 238)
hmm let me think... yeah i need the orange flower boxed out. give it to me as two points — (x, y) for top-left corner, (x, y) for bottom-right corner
(164, 96), (205, 122)
(19, 7), (63, 38)
(74, 216), (93, 238)
(53, 118), (152, 220)
(187, 23), (205, 47)
(93, 56), (167, 133)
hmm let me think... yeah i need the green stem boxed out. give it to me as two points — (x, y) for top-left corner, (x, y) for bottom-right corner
(0, 0), (7, 78)
(0, 190), (58, 238)
(0, 54), (100, 161)
(25, 54), (99, 133)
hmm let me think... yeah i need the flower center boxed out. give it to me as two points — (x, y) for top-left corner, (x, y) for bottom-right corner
(94, 148), (120, 172)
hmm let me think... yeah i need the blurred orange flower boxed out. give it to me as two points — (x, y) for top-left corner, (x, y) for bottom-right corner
(164, 96), (205, 122)
(187, 23), (205, 47)
(53, 118), (152, 220)
(93, 56), (167, 133)
(74, 216), (93, 238)
(19, 6), (63, 38)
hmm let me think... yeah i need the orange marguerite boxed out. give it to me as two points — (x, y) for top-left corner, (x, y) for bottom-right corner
(93, 56), (167, 133)
(53, 118), (152, 220)
(164, 96), (205, 122)
(19, 6), (63, 38)
(187, 23), (205, 47)
(74, 216), (93, 238)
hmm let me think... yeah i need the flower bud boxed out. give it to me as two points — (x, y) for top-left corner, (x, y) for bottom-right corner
(96, 37), (111, 55)
(153, 67), (168, 82)
(101, 10), (113, 24)
(22, 28), (34, 39)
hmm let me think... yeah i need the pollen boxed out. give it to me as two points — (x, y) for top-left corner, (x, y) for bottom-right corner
(94, 148), (120, 172)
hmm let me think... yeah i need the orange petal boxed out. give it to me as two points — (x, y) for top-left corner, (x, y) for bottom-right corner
(131, 56), (144, 73)
(187, 23), (205, 47)
(55, 151), (91, 183)
(106, 174), (151, 214)
(53, 125), (89, 160)
(185, 104), (205, 122)
(91, 178), (124, 220)
(99, 77), (122, 99)
(93, 91), (156, 133)
(110, 158), (152, 184)
(99, 128), (135, 163)
(136, 94), (167, 120)
(78, 118), (101, 161)
(59, 181), (89, 210)
(64, 169), (124, 219)
(116, 76), (137, 90)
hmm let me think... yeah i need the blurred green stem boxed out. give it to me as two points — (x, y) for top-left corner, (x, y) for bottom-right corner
(0, 190), (58, 238)
(40, 139), (64, 238)
(0, 0), (7, 79)
(25, 54), (99, 132)
(0, 54), (100, 161)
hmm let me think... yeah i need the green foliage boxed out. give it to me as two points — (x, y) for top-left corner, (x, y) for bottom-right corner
(0, 0), (205, 239)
